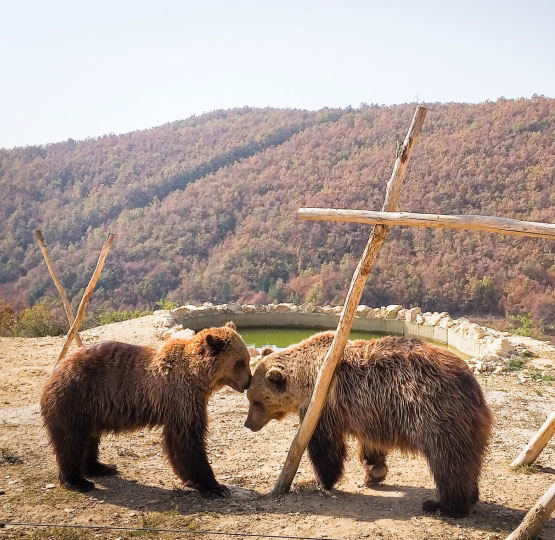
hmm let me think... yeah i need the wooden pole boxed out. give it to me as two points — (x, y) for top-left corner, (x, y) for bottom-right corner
(506, 482), (555, 540)
(511, 412), (555, 468)
(56, 233), (116, 364)
(272, 106), (427, 495)
(34, 230), (84, 348)
(298, 209), (555, 241)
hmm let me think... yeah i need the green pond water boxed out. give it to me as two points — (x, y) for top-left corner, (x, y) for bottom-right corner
(238, 327), (470, 359)
(239, 327), (383, 349)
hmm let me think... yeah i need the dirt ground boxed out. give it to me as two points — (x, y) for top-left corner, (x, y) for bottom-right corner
(1, 316), (554, 540)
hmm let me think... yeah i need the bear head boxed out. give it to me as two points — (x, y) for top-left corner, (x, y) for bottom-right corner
(244, 350), (301, 432)
(194, 321), (252, 393)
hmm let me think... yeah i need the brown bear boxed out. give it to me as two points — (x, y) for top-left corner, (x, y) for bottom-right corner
(41, 322), (251, 498)
(245, 332), (493, 517)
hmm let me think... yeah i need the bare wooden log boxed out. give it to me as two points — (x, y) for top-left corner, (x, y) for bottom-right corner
(298, 209), (555, 240)
(34, 230), (84, 348)
(506, 481), (555, 540)
(56, 233), (116, 364)
(272, 106), (427, 495)
(511, 411), (555, 468)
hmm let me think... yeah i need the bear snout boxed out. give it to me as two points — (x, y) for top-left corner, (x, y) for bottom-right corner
(244, 407), (267, 432)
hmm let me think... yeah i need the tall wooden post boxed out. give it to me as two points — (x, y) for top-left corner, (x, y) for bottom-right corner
(272, 106), (427, 494)
(34, 230), (84, 348)
(56, 233), (116, 364)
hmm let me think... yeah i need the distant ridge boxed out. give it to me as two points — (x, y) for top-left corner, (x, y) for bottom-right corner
(1, 99), (553, 325)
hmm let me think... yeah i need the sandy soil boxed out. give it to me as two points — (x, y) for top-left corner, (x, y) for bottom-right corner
(1, 316), (554, 540)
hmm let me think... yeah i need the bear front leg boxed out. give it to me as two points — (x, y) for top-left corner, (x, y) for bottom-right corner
(47, 423), (95, 492)
(307, 410), (346, 490)
(163, 424), (229, 498)
(357, 441), (388, 486)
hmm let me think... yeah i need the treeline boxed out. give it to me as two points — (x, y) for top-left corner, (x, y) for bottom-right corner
(0, 99), (553, 332)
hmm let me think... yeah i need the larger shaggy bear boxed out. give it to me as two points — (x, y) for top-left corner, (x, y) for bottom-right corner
(245, 332), (493, 517)
(41, 322), (251, 498)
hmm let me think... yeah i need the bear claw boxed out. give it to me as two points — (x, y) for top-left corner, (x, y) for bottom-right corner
(199, 484), (230, 499)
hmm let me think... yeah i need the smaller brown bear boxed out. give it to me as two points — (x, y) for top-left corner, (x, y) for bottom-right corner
(41, 322), (251, 497)
(245, 332), (493, 517)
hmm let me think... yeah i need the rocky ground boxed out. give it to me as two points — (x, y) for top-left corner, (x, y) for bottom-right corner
(1, 316), (554, 540)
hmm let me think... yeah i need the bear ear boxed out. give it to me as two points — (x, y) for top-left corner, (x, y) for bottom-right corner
(206, 334), (229, 353)
(224, 321), (237, 331)
(260, 347), (274, 357)
(266, 366), (286, 389)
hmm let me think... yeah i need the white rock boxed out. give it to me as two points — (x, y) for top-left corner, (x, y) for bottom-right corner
(356, 305), (371, 316)
(488, 338), (514, 357)
(405, 307), (421, 323)
(275, 303), (294, 313)
(438, 316), (455, 329)
(385, 305), (402, 318)
(241, 304), (256, 313)
(228, 302), (242, 313)
(166, 329), (195, 340)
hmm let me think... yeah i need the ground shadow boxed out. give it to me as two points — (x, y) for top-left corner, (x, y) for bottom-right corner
(87, 475), (529, 534)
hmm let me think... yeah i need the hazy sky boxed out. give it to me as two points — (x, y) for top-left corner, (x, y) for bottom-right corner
(1, 0), (554, 148)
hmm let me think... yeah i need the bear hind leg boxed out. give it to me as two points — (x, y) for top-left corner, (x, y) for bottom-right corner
(357, 441), (388, 487)
(83, 436), (118, 477)
(423, 444), (482, 518)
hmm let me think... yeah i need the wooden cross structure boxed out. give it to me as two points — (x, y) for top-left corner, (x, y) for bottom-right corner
(273, 106), (555, 539)
(34, 230), (116, 364)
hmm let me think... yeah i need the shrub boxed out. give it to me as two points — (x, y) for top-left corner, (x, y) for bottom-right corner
(14, 298), (67, 337)
(508, 313), (546, 340)
(0, 299), (18, 336)
(155, 297), (179, 310)
(96, 308), (152, 326)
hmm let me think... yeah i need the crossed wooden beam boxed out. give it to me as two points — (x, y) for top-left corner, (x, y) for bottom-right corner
(34, 230), (116, 363)
(274, 106), (554, 539)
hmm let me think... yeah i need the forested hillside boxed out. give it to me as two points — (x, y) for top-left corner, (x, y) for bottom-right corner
(1, 99), (554, 328)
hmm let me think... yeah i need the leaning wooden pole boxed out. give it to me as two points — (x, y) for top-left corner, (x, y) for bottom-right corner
(511, 411), (555, 468)
(298, 209), (555, 241)
(505, 482), (555, 540)
(56, 233), (116, 364)
(34, 230), (84, 348)
(272, 106), (427, 495)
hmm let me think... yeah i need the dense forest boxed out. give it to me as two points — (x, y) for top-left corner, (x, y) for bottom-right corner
(1, 99), (554, 331)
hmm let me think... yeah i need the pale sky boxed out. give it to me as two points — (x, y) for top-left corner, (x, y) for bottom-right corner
(1, 0), (554, 148)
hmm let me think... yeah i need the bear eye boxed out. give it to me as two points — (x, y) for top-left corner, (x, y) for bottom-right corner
(234, 360), (245, 370)
(253, 401), (264, 410)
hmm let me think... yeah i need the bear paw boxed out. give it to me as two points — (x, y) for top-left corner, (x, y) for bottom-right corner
(199, 483), (230, 499)
(85, 462), (119, 477)
(422, 499), (470, 518)
(61, 476), (95, 492)
(364, 463), (388, 487)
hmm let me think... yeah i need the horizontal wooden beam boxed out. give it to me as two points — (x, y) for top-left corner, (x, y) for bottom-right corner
(298, 208), (555, 240)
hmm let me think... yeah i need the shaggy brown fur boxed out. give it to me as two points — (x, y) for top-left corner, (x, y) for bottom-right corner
(41, 322), (251, 498)
(245, 332), (493, 518)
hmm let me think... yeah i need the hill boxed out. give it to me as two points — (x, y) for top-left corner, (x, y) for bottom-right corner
(0, 99), (554, 328)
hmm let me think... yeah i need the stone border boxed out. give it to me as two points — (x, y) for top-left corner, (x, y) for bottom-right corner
(152, 303), (552, 375)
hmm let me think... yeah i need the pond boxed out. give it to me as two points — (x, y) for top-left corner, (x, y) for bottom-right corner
(238, 326), (470, 359)
(240, 327), (387, 349)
